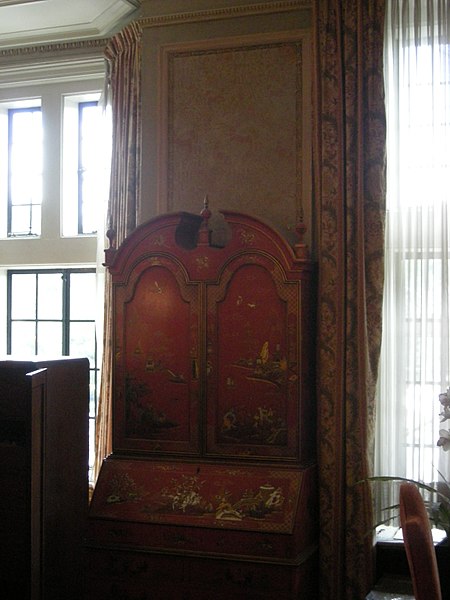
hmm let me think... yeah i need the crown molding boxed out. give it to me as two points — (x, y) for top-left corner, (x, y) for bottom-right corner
(138, 0), (311, 28)
(0, 0), (141, 50)
(0, 37), (108, 59)
(0, 38), (108, 88)
(0, 0), (44, 5)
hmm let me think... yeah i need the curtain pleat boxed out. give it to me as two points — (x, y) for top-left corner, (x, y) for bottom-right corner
(93, 21), (143, 483)
(313, 2), (387, 598)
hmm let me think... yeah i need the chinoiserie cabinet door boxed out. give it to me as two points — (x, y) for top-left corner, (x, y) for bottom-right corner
(112, 257), (201, 456)
(205, 253), (302, 461)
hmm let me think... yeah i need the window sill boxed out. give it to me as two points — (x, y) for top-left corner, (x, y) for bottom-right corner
(375, 526), (449, 598)
(376, 525), (446, 545)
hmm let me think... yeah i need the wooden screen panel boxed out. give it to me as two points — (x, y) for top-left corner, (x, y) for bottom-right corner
(206, 256), (300, 460)
(0, 368), (44, 598)
(113, 261), (200, 455)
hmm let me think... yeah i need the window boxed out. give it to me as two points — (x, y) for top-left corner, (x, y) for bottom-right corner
(0, 56), (109, 483)
(1, 91), (107, 240)
(7, 105), (42, 237)
(7, 269), (99, 478)
(62, 93), (110, 237)
(376, 0), (450, 503)
(78, 101), (100, 234)
(0, 98), (42, 239)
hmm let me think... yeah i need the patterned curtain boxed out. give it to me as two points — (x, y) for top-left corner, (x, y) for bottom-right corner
(93, 21), (143, 482)
(313, 2), (386, 598)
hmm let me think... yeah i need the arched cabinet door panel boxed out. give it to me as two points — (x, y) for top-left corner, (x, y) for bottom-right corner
(113, 255), (202, 455)
(205, 256), (301, 460)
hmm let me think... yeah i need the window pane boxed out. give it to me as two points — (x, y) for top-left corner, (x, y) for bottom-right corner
(78, 101), (103, 235)
(10, 172), (42, 205)
(10, 204), (41, 237)
(62, 95), (106, 237)
(80, 104), (101, 165)
(38, 273), (63, 320)
(10, 273), (36, 319)
(37, 322), (62, 355)
(70, 321), (96, 363)
(11, 321), (36, 355)
(8, 108), (42, 236)
(80, 173), (99, 234)
(70, 272), (96, 319)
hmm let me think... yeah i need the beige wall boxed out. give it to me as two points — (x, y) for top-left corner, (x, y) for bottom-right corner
(138, 0), (313, 251)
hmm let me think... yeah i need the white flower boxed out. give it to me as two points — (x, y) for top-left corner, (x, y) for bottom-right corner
(440, 405), (450, 422)
(439, 390), (450, 407)
(437, 429), (450, 451)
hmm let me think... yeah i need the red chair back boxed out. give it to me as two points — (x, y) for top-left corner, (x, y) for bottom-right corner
(399, 482), (442, 600)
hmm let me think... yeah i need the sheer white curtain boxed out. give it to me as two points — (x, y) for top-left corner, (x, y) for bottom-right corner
(376, 0), (450, 502)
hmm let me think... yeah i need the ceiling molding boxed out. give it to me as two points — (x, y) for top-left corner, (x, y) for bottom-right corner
(0, 0), (45, 6)
(0, 36), (108, 60)
(138, 0), (311, 29)
(0, 38), (108, 87)
(0, 0), (141, 49)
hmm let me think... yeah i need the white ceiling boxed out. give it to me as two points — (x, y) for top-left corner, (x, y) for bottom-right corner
(0, 0), (140, 49)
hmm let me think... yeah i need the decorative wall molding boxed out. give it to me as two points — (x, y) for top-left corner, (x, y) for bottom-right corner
(156, 29), (311, 238)
(139, 0), (311, 29)
(0, 38), (108, 87)
(0, 37), (108, 60)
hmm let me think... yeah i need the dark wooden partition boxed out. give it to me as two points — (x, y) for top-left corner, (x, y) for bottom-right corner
(0, 358), (89, 600)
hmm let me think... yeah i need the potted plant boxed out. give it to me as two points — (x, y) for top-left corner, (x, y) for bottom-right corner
(363, 388), (450, 540)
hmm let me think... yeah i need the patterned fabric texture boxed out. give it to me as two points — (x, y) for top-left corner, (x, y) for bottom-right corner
(313, 2), (387, 598)
(94, 22), (143, 482)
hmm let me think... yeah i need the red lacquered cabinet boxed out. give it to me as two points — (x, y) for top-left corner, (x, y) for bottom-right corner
(87, 209), (317, 599)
